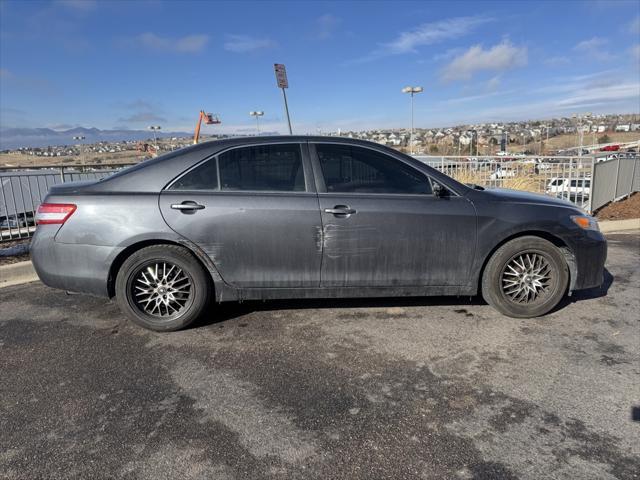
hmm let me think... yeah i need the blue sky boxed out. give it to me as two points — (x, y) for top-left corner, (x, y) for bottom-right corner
(1, 0), (639, 134)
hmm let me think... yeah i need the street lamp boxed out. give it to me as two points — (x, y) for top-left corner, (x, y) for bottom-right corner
(148, 125), (161, 151)
(249, 111), (264, 134)
(572, 113), (591, 156)
(402, 86), (423, 154)
(73, 135), (86, 169)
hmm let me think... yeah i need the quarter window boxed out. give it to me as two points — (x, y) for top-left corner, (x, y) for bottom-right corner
(316, 144), (430, 194)
(218, 144), (305, 192)
(170, 158), (218, 190)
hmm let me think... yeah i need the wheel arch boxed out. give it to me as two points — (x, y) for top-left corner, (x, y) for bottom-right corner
(475, 230), (576, 295)
(107, 239), (221, 298)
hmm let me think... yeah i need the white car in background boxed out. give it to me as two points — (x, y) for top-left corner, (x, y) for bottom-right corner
(490, 167), (517, 179)
(546, 177), (591, 196)
(522, 158), (553, 171)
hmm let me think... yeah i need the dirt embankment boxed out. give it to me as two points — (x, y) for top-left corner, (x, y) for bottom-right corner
(596, 193), (640, 221)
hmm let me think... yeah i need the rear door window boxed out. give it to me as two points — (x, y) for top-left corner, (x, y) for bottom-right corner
(218, 144), (305, 192)
(316, 144), (430, 194)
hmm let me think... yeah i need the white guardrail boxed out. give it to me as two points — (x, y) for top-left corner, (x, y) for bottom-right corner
(1, 154), (638, 242)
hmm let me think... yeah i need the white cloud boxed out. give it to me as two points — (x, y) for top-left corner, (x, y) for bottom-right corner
(574, 37), (614, 61)
(351, 16), (492, 63)
(628, 16), (640, 35)
(132, 32), (209, 53)
(554, 82), (640, 108)
(315, 14), (341, 40)
(224, 34), (277, 53)
(440, 40), (527, 82)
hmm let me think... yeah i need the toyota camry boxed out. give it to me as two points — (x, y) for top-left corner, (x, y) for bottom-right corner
(31, 136), (607, 331)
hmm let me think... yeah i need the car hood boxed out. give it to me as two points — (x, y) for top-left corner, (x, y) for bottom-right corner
(476, 187), (581, 210)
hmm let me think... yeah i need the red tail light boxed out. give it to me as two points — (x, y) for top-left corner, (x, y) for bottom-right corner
(36, 203), (77, 225)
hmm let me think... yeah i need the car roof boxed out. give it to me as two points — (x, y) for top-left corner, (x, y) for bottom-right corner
(90, 135), (468, 194)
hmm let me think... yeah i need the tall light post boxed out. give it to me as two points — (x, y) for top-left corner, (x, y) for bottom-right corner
(402, 86), (423, 154)
(249, 111), (264, 134)
(73, 135), (86, 169)
(572, 112), (591, 156)
(148, 125), (161, 152)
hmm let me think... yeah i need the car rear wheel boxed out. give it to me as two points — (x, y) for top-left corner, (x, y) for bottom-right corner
(115, 245), (211, 331)
(482, 236), (569, 318)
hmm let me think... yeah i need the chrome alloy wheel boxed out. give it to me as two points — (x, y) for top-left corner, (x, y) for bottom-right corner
(131, 262), (192, 318)
(501, 252), (553, 304)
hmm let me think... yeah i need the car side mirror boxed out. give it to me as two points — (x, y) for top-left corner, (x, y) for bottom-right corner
(433, 183), (446, 198)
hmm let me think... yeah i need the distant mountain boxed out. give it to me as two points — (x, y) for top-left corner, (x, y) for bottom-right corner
(0, 127), (191, 150)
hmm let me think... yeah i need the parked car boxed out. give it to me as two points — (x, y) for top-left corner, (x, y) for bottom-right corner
(490, 167), (517, 179)
(522, 158), (553, 171)
(31, 136), (607, 331)
(546, 177), (591, 196)
(600, 145), (620, 151)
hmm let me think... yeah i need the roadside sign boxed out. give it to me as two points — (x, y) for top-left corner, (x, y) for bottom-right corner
(274, 63), (288, 89)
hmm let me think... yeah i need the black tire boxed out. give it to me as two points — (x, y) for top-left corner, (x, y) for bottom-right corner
(481, 236), (569, 318)
(115, 245), (211, 331)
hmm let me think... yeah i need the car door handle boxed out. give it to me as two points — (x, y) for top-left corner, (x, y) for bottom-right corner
(324, 205), (356, 216)
(171, 202), (205, 211)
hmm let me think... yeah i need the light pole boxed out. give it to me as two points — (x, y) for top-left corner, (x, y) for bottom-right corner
(249, 111), (264, 134)
(73, 135), (86, 169)
(402, 86), (423, 154)
(573, 113), (592, 156)
(148, 125), (161, 152)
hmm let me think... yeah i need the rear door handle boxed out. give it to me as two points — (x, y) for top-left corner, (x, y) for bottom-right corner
(171, 201), (205, 211)
(324, 205), (356, 216)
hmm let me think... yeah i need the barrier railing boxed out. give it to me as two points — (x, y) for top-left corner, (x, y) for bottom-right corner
(1, 155), (637, 243)
(415, 155), (595, 210)
(0, 163), (135, 242)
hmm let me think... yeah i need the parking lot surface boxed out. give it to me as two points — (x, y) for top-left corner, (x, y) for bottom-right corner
(1, 232), (639, 480)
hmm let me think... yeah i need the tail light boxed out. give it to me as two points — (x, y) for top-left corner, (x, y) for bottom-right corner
(36, 203), (77, 225)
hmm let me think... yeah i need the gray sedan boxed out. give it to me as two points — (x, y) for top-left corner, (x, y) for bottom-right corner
(31, 136), (607, 331)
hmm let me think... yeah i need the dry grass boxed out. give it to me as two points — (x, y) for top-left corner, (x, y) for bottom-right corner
(502, 176), (540, 192)
(450, 168), (542, 193)
(451, 170), (483, 185)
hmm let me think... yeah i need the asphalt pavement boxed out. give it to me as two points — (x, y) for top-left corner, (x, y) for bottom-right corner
(0, 233), (638, 480)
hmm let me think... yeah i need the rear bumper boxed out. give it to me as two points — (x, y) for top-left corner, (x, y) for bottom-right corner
(31, 226), (121, 297)
(570, 230), (607, 290)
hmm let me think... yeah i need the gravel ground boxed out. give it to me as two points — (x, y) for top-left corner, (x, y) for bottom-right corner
(0, 232), (638, 480)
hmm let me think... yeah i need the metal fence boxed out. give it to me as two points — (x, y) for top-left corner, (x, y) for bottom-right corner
(415, 155), (595, 210)
(1, 155), (638, 243)
(0, 163), (134, 241)
(590, 156), (640, 212)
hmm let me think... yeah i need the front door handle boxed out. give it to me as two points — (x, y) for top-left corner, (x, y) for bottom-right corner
(171, 201), (205, 212)
(324, 205), (356, 216)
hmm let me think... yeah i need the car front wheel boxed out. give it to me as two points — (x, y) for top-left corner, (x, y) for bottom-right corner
(115, 245), (211, 331)
(482, 236), (569, 318)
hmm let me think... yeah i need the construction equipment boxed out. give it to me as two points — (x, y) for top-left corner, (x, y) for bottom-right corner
(194, 110), (221, 144)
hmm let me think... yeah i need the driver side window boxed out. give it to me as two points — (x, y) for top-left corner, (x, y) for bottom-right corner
(316, 144), (431, 194)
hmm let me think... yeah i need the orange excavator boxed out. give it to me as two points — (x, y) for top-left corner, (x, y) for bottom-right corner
(193, 110), (221, 144)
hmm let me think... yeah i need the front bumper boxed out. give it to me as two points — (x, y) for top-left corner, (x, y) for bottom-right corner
(31, 225), (122, 297)
(569, 230), (607, 291)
